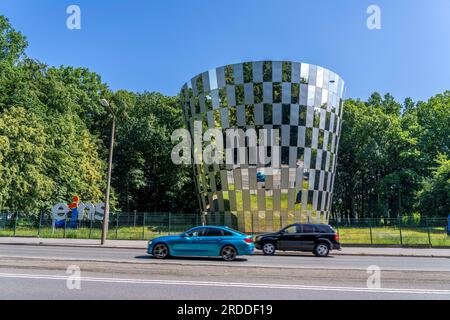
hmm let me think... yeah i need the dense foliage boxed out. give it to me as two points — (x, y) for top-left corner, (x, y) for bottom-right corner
(0, 16), (448, 219)
(0, 16), (197, 215)
(333, 92), (450, 220)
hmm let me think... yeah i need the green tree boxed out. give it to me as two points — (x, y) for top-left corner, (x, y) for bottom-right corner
(0, 107), (53, 213)
(334, 93), (421, 222)
(413, 92), (450, 169)
(45, 113), (106, 205)
(0, 15), (27, 63)
(112, 92), (197, 213)
(416, 154), (450, 217)
(0, 16), (109, 214)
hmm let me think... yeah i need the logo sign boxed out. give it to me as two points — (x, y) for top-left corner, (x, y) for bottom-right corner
(52, 196), (104, 222)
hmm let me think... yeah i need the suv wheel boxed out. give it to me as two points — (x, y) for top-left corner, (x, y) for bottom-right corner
(314, 243), (330, 257)
(262, 242), (276, 255)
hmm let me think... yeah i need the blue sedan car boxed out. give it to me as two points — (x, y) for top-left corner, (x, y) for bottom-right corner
(147, 226), (254, 261)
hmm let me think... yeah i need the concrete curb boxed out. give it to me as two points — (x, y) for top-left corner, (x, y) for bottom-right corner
(0, 241), (140, 250)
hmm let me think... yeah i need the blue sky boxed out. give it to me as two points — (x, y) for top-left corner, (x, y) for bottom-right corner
(1, 0), (449, 102)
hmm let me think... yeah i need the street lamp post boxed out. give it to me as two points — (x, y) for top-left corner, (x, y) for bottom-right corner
(100, 98), (115, 245)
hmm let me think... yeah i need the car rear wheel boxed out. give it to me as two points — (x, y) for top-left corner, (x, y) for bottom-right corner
(262, 242), (276, 255)
(221, 246), (237, 261)
(314, 243), (330, 257)
(153, 243), (169, 259)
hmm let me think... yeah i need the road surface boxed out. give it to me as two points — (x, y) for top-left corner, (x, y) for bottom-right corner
(0, 244), (449, 300)
(0, 244), (448, 271)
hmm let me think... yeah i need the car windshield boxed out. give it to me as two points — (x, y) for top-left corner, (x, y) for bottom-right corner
(282, 225), (298, 234)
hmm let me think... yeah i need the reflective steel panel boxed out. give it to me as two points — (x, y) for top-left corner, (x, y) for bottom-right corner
(181, 61), (345, 232)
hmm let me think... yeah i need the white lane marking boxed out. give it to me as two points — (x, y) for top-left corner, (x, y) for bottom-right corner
(0, 273), (449, 295)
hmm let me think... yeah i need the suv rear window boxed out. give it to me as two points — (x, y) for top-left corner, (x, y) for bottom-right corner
(315, 225), (333, 233)
(301, 224), (315, 233)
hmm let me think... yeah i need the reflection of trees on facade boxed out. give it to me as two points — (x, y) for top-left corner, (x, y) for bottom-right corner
(181, 61), (345, 231)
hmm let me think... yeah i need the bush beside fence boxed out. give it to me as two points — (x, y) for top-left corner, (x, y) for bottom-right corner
(0, 212), (449, 247)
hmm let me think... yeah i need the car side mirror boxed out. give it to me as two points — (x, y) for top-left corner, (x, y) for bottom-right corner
(180, 233), (186, 237)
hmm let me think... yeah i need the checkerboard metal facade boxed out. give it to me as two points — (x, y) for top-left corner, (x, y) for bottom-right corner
(180, 61), (345, 232)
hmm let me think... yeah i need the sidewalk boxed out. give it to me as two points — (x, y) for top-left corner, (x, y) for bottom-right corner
(1, 237), (449, 258)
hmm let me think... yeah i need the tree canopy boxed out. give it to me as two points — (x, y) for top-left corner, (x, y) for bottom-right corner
(333, 92), (450, 220)
(0, 15), (197, 214)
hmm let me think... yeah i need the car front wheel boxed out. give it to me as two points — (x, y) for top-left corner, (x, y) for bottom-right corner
(153, 243), (169, 259)
(262, 242), (276, 255)
(314, 243), (330, 257)
(221, 246), (237, 261)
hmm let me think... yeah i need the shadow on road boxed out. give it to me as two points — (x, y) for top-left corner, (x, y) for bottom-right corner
(254, 252), (336, 258)
(134, 255), (248, 262)
(135, 253), (335, 261)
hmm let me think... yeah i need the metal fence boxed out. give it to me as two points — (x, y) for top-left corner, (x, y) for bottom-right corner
(329, 217), (450, 247)
(0, 212), (201, 240)
(0, 212), (449, 247)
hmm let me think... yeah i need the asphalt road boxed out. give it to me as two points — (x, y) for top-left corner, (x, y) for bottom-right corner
(0, 244), (449, 271)
(0, 244), (449, 300)
(0, 266), (449, 300)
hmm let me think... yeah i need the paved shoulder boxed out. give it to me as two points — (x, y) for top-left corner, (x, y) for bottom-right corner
(1, 237), (450, 258)
(0, 244), (449, 272)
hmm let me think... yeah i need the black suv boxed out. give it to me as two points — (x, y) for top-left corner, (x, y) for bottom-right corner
(255, 223), (341, 257)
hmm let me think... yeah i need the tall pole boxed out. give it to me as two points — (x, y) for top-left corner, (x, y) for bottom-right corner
(101, 101), (116, 245)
